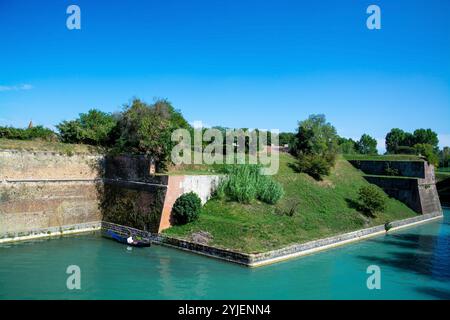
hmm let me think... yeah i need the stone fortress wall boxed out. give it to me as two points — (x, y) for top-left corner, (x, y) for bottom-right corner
(0, 149), (218, 240)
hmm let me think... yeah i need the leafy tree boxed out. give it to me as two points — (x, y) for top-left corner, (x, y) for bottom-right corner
(278, 132), (296, 147)
(114, 98), (190, 170)
(57, 109), (117, 146)
(0, 125), (56, 141)
(358, 185), (387, 217)
(292, 114), (338, 156)
(338, 137), (357, 154)
(291, 114), (338, 179)
(386, 128), (439, 155)
(414, 143), (439, 167)
(385, 128), (406, 154)
(413, 129), (439, 150)
(356, 134), (378, 155)
(440, 147), (450, 168)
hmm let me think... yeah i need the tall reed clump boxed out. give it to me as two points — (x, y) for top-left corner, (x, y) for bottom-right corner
(216, 164), (284, 204)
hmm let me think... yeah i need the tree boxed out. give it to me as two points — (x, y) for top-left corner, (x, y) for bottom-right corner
(293, 114), (338, 156)
(278, 132), (296, 147)
(57, 109), (117, 146)
(413, 129), (439, 150)
(414, 143), (439, 167)
(291, 114), (338, 180)
(114, 98), (190, 170)
(385, 128), (406, 154)
(338, 137), (357, 154)
(440, 147), (450, 168)
(356, 134), (378, 155)
(358, 185), (387, 217)
(386, 128), (439, 155)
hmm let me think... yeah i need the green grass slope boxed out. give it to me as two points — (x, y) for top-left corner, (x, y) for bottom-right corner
(164, 153), (417, 253)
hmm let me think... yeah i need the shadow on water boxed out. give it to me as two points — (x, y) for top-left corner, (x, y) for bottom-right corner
(415, 287), (450, 300)
(358, 233), (450, 283)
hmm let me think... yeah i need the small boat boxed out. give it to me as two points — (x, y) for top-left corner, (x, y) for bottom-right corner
(105, 230), (151, 247)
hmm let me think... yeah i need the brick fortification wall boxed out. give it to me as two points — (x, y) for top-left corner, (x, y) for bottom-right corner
(0, 150), (219, 239)
(350, 160), (443, 214)
(0, 150), (103, 238)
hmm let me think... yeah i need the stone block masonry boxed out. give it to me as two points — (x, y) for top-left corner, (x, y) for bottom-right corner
(0, 149), (103, 239)
(0, 149), (103, 180)
(0, 150), (219, 240)
(350, 160), (442, 215)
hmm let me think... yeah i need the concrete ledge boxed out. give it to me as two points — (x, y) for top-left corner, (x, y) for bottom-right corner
(156, 211), (443, 267)
(0, 221), (101, 243)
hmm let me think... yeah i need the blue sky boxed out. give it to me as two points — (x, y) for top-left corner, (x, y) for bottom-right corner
(0, 0), (449, 152)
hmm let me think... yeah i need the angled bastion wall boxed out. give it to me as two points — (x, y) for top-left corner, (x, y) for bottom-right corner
(350, 159), (443, 215)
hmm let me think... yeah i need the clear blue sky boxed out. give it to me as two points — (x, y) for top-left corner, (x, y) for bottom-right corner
(0, 0), (449, 152)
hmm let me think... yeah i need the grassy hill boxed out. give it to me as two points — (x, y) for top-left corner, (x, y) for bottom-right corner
(164, 153), (417, 253)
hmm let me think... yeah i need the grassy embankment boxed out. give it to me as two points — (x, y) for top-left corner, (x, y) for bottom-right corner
(164, 153), (417, 253)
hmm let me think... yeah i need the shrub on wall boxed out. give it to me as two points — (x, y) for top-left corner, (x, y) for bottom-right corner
(357, 185), (387, 217)
(0, 125), (56, 141)
(172, 192), (202, 225)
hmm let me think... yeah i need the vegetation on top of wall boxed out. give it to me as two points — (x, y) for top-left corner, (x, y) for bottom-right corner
(0, 125), (57, 141)
(57, 109), (117, 146)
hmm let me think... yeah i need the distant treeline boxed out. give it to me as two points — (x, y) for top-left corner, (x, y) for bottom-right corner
(1, 98), (448, 170)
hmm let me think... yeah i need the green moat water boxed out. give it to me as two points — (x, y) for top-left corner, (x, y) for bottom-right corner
(1, 208), (449, 300)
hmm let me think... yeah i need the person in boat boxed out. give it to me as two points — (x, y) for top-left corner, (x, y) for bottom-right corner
(127, 232), (134, 245)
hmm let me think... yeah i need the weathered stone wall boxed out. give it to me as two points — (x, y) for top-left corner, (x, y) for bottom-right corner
(0, 181), (101, 237)
(105, 155), (165, 184)
(0, 150), (103, 238)
(99, 180), (167, 233)
(349, 159), (426, 178)
(351, 160), (443, 214)
(1, 150), (220, 239)
(437, 178), (450, 207)
(0, 150), (103, 180)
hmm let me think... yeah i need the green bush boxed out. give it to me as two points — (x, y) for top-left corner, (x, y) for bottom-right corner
(0, 125), (56, 141)
(256, 176), (284, 204)
(172, 192), (202, 225)
(216, 164), (284, 204)
(414, 143), (439, 167)
(358, 185), (387, 216)
(223, 165), (259, 203)
(295, 153), (335, 180)
(57, 109), (117, 146)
